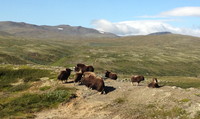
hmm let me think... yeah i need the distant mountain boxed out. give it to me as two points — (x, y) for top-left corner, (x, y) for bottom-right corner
(0, 21), (118, 39)
(0, 31), (13, 37)
(148, 32), (172, 36)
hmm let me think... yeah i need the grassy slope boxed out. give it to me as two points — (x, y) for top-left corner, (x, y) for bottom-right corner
(0, 65), (76, 118)
(1, 34), (200, 77)
(1, 34), (200, 118)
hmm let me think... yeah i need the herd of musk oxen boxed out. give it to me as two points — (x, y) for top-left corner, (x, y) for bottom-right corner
(58, 63), (160, 94)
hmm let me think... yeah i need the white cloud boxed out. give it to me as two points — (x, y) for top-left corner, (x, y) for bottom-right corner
(91, 19), (200, 37)
(92, 7), (200, 37)
(160, 7), (200, 17)
(91, 19), (139, 36)
(139, 7), (200, 18)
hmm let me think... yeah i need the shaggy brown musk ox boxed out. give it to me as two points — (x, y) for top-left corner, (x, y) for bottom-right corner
(57, 68), (72, 83)
(81, 72), (105, 94)
(74, 63), (94, 73)
(131, 75), (145, 86)
(148, 78), (160, 88)
(73, 72), (83, 85)
(105, 70), (117, 80)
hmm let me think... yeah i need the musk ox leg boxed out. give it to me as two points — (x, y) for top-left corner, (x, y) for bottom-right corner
(99, 89), (105, 94)
(131, 82), (134, 85)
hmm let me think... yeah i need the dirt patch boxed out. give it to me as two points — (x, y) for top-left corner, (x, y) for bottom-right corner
(35, 79), (200, 119)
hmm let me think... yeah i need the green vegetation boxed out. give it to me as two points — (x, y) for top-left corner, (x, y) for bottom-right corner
(0, 87), (76, 118)
(113, 97), (126, 104)
(1, 34), (200, 77)
(39, 86), (51, 91)
(0, 65), (76, 118)
(0, 66), (50, 91)
(148, 106), (189, 119)
(8, 83), (31, 92)
(194, 111), (200, 119)
(1, 30), (200, 118)
(158, 76), (200, 89)
(1, 34), (200, 88)
(124, 105), (189, 119)
(179, 98), (190, 103)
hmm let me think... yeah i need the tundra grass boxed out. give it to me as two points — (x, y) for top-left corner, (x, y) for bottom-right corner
(1, 34), (200, 77)
(121, 104), (189, 119)
(0, 66), (51, 91)
(0, 86), (76, 118)
(39, 86), (52, 91)
(0, 65), (77, 118)
(158, 76), (200, 89)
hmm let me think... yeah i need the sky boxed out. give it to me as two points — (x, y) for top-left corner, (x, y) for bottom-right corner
(0, 0), (200, 37)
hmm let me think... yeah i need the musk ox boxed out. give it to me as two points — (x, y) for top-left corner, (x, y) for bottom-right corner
(74, 63), (94, 73)
(57, 68), (72, 83)
(74, 72), (83, 85)
(105, 70), (117, 80)
(81, 72), (105, 94)
(131, 75), (145, 86)
(148, 78), (160, 88)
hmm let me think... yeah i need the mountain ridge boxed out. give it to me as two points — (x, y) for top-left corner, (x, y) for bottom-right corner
(0, 21), (118, 39)
(148, 31), (172, 35)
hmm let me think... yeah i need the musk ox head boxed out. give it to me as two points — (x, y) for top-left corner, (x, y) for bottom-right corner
(105, 70), (111, 77)
(77, 63), (86, 68)
(153, 78), (158, 83)
(86, 65), (94, 72)
(74, 66), (81, 72)
(66, 68), (72, 72)
(148, 78), (160, 88)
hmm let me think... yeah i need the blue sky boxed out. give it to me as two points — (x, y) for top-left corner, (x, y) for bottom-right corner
(1, 0), (200, 36)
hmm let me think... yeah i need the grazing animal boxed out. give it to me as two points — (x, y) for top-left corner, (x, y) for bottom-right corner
(57, 68), (72, 83)
(148, 78), (160, 88)
(81, 72), (105, 94)
(83, 72), (96, 78)
(74, 72), (83, 85)
(131, 75), (145, 86)
(105, 70), (117, 80)
(75, 63), (94, 73)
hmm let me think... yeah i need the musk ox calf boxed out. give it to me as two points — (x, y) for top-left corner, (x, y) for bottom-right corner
(75, 63), (94, 73)
(81, 72), (105, 94)
(105, 70), (117, 80)
(148, 78), (160, 88)
(131, 75), (145, 86)
(57, 68), (72, 83)
(73, 72), (83, 85)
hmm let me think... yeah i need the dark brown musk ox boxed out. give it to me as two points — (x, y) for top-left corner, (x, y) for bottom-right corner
(57, 68), (72, 83)
(105, 70), (117, 80)
(74, 63), (94, 73)
(81, 72), (105, 94)
(148, 78), (160, 88)
(73, 72), (83, 85)
(131, 75), (145, 86)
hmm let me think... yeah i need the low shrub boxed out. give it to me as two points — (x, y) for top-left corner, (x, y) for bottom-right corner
(0, 86), (76, 118)
(39, 86), (51, 91)
(8, 83), (31, 92)
(23, 77), (40, 82)
(0, 67), (50, 91)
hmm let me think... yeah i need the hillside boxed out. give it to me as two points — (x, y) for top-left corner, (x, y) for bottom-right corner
(1, 65), (200, 119)
(1, 32), (200, 118)
(36, 78), (200, 119)
(148, 31), (172, 35)
(1, 33), (200, 77)
(0, 21), (117, 39)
